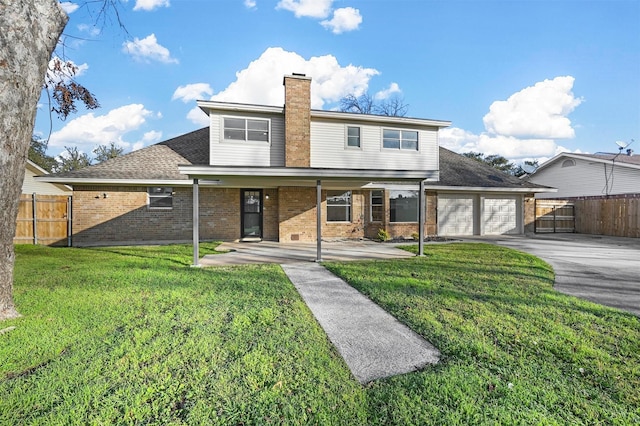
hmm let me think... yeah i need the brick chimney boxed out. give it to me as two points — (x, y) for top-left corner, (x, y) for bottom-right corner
(283, 74), (311, 167)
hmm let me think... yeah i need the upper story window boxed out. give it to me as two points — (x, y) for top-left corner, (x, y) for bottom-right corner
(561, 159), (576, 168)
(148, 187), (173, 209)
(223, 117), (270, 142)
(383, 129), (418, 151)
(346, 126), (361, 148)
(390, 190), (418, 222)
(327, 190), (351, 222)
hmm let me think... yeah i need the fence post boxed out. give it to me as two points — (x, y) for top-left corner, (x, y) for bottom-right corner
(32, 192), (38, 245)
(67, 196), (72, 247)
(552, 206), (556, 233)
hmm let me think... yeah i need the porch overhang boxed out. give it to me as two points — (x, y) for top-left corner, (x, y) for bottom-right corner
(179, 165), (436, 266)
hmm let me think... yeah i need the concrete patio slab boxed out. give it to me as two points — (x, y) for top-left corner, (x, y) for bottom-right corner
(199, 240), (415, 266)
(281, 262), (440, 384)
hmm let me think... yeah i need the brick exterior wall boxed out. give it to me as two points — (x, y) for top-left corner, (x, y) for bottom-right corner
(283, 75), (311, 167)
(523, 194), (536, 234)
(364, 190), (436, 240)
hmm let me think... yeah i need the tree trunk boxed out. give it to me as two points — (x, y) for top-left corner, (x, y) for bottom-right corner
(0, 0), (67, 320)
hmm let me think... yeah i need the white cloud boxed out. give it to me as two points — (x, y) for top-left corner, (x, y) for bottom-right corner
(132, 130), (163, 151)
(276, 0), (333, 18)
(440, 76), (583, 162)
(172, 83), (214, 103)
(133, 0), (170, 12)
(374, 82), (401, 100)
(208, 47), (378, 109)
(48, 104), (153, 152)
(46, 57), (89, 88)
(483, 76), (582, 139)
(187, 106), (209, 126)
(321, 7), (362, 34)
(244, 0), (257, 9)
(122, 34), (178, 64)
(60, 2), (79, 14)
(77, 23), (101, 37)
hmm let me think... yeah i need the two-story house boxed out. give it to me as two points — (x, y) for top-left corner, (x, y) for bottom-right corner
(39, 74), (553, 256)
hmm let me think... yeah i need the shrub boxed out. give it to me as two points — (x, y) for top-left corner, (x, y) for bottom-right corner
(377, 228), (391, 242)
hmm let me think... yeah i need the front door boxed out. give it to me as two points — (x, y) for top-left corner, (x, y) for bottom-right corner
(241, 189), (263, 239)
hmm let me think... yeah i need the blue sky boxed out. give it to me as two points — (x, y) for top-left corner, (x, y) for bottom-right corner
(39, 0), (639, 165)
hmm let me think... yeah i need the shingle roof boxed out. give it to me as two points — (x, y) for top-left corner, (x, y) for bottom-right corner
(436, 147), (542, 189)
(50, 127), (210, 181)
(47, 127), (543, 190)
(570, 152), (640, 166)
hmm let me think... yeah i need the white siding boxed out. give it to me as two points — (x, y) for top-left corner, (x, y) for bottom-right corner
(209, 112), (285, 167)
(309, 119), (439, 171)
(22, 166), (70, 195)
(533, 158), (640, 198)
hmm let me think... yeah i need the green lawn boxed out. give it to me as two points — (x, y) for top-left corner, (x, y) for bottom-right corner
(1, 242), (638, 425)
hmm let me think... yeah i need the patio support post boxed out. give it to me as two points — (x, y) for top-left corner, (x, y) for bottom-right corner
(316, 179), (322, 262)
(192, 178), (200, 267)
(418, 180), (425, 256)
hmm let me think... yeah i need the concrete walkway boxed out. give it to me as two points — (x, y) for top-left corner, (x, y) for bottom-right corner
(281, 262), (440, 384)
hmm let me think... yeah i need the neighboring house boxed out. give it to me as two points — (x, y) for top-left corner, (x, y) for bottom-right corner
(529, 152), (640, 199)
(39, 74), (553, 248)
(23, 159), (71, 195)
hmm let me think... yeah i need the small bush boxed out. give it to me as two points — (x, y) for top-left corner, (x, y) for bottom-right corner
(411, 232), (420, 241)
(377, 228), (391, 242)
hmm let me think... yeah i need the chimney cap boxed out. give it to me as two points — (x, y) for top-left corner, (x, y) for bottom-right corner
(283, 73), (312, 84)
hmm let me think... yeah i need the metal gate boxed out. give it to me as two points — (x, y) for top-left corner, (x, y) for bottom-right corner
(535, 200), (575, 233)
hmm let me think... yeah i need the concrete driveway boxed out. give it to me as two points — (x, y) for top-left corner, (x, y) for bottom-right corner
(465, 234), (640, 317)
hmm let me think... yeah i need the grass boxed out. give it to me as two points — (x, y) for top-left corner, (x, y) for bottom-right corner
(1, 242), (638, 424)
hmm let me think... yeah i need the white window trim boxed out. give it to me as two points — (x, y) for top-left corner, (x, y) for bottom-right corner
(382, 128), (420, 151)
(148, 187), (173, 210)
(389, 190), (419, 223)
(326, 190), (352, 223)
(370, 190), (384, 222)
(221, 116), (271, 145)
(344, 125), (362, 150)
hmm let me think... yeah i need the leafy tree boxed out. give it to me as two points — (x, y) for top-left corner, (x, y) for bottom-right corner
(340, 93), (409, 117)
(55, 146), (92, 172)
(93, 142), (124, 163)
(28, 136), (58, 172)
(462, 152), (518, 175)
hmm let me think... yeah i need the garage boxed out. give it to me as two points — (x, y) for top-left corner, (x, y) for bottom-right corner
(437, 194), (476, 236)
(482, 196), (521, 235)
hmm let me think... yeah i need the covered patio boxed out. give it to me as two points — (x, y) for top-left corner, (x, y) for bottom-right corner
(178, 165), (437, 266)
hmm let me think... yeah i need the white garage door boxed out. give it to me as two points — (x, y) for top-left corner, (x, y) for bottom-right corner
(483, 197), (519, 235)
(438, 195), (475, 236)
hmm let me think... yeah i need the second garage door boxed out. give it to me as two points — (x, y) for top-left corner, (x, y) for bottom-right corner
(482, 196), (520, 235)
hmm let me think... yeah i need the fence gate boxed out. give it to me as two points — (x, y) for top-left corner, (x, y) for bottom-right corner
(535, 200), (575, 233)
(14, 194), (72, 246)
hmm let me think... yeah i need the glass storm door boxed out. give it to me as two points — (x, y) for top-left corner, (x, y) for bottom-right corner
(241, 189), (263, 238)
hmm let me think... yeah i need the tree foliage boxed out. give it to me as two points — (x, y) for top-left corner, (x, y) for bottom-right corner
(55, 146), (92, 172)
(339, 93), (409, 117)
(463, 152), (517, 175)
(28, 137), (58, 172)
(47, 58), (100, 120)
(93, 142), (124, 163)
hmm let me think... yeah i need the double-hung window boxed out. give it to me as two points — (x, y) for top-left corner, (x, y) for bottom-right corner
(346, 126), (361, 148)
(148, 187), (173, 209)
(383, 129), (418, 150)
(370, 190), (384, 222)
(327, 190), (351, 222)
(223, 117), (270, 142)
(390, 190), (418, 222)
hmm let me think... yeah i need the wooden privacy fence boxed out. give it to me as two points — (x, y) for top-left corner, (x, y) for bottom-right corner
(14, 194), (71, 246)
(573, 194), (640, 238)
(535, 200), (575, 233)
